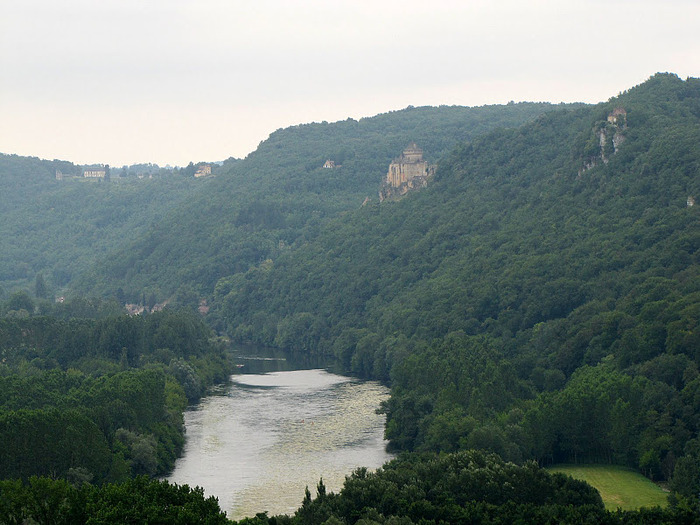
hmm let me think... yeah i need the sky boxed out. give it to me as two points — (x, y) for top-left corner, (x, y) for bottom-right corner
(1, 0), (699, 167)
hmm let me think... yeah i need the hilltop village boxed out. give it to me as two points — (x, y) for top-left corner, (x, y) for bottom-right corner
(54, 162), (215, 180)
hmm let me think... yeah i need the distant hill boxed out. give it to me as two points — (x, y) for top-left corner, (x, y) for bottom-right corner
(0, 154), (200, 297)
(77, 102), (565, 301)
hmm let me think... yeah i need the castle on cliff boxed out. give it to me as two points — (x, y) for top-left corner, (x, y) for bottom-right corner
(379, 143), (435, 201)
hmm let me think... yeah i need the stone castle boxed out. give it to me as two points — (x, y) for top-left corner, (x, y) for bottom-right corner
(379, 142), (435, 201)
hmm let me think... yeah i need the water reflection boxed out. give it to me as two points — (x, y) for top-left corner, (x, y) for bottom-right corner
(167, 350), (392, 520)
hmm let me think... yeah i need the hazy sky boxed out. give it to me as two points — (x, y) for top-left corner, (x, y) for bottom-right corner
(1, 0), (698, 167)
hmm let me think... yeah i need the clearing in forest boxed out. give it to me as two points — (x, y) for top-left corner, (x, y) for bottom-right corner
(548, 464), (669, 511)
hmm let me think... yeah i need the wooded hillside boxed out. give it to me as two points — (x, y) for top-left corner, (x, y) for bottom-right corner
(76, 103), (565, 303)
(213, 73), (700, 504)
(0, 154), (199, 297)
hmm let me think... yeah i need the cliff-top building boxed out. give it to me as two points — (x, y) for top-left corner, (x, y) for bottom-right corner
(195, 164), (212, 177)
(380, 142), (435, 201)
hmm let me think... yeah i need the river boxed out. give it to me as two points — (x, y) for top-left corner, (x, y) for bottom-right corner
(167, 349), (393, 520)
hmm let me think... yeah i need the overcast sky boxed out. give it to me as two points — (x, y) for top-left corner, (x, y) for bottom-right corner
(1, 0), (698, 167)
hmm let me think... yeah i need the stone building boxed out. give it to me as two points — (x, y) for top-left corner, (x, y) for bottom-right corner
(83, 168), (106, 178)
(380, 143), (435, 201)
(607, 107), (627, 125)
(195, 164), (212, 178)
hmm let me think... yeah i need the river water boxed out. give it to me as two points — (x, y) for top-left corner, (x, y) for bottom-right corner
(167, 350), (393, 520)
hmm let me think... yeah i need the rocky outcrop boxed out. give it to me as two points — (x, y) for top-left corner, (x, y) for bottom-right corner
(578, 108), (627, 176)
(379, 174), (429, 202)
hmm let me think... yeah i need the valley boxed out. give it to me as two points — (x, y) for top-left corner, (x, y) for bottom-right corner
(0, 73), (699, 523)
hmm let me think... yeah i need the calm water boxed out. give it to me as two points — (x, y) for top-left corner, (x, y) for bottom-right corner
(167, 351), (392, 520)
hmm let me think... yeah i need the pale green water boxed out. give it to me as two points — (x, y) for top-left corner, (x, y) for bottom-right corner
(167, 361), (392, 520)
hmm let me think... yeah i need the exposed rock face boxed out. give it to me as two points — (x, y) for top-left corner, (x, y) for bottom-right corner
(379, 142), (436, 202)
(612, 131), (626, 154)
(578, 108), (627, 176)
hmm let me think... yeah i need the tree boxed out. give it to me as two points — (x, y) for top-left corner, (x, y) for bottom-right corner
(7, 290), (34, 314)
(174, 284), (200, 311)
(85, 477), (229, 524)
(34, 273), (48, 299)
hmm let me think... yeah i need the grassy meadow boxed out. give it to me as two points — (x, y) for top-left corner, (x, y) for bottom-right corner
(548, 464), (669, 511)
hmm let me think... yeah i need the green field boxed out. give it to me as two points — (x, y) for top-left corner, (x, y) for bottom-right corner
(549, 464), (669, 510)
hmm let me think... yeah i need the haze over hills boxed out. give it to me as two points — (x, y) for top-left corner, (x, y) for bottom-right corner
(0, 155), (204, 295)
(1, 72), (700, 518)
(157, 73), (700, 502)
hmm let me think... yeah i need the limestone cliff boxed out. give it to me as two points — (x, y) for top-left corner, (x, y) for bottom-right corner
(579, 108), (627, 176)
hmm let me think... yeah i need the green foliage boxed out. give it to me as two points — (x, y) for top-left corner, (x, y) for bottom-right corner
(77, 103), (564, 302)
(0, 476), (229, 524)
(287, 450), (690, 524)
(0, 307), (225, 374)
(0, 408), (112, 481)
(34, 273), (48, 299)
(0, 309), (230, 482)
(0, 457), (691, 524)
(0, 153), (200, 295)
(6, 290), (34, 314)
(2, 74), (700, 520)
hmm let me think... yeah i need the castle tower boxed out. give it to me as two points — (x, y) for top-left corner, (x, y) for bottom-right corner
(401, 142), (423, 163)
(380, 142), (436, 201)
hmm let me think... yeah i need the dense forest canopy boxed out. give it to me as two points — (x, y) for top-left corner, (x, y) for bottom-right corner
(0, 294), (230, 486)
(1, 452), (695, 524)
